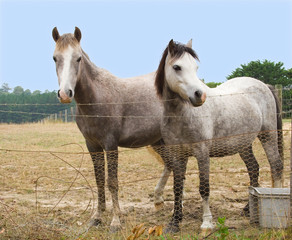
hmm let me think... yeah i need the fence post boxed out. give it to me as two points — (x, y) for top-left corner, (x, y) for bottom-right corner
(59, 111), (62, 122)
(71, 107), (74, 122)
(65, 109), (68, 123)
(275, 84), (283, 116)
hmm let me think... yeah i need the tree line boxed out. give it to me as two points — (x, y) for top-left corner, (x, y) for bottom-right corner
(0, 85), (75, 123)
(0, 59), (291, 123)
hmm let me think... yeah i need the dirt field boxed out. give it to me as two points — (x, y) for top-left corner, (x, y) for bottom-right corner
(0, 122), (291, 239)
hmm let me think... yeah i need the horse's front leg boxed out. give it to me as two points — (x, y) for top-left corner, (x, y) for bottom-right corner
(86, 143), (105, 227)
(107, 150), (121, 232)
(165, 154), (187, 233)
(195, 147), (214, 231)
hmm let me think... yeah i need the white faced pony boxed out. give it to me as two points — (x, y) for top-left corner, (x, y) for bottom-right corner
(155, 39), (283, 233)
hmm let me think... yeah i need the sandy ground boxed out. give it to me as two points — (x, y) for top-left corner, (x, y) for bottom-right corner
(0, 122), (291, 238)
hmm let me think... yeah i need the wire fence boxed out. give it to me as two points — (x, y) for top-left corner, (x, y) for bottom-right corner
(0, 90), (291, 238)
(46, 95), (290, 122)
(0, 125), (291, 239)
(0, 91), (290, 123)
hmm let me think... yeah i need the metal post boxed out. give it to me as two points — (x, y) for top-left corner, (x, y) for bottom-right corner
(290, 116), (292, 226)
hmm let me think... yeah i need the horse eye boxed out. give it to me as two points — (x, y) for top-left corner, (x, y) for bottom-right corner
(173, 65), (181, 71)
(77, 56), (82, 62)
(53, 56), (57, 62)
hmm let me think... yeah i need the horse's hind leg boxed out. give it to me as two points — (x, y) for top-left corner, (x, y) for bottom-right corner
(258, 131), (283, 187)
(239, 145), (260, 187)
(154, 166), (171, 210)
(151, 141), (173, 210)
(239, 144), (259, 215)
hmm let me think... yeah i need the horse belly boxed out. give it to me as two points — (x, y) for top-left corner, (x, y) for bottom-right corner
(119, 118), (162, 148)
(209, 133), (257, 157)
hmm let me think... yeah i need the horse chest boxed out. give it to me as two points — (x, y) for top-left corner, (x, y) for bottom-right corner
(76, 107), (119, 147)
(161, 114), (203, 145)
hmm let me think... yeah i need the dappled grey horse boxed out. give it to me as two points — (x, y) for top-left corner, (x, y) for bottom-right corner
(52, 27), (171, 231)
(155, 39), (283, 233)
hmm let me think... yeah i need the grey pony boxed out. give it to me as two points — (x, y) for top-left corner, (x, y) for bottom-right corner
(52, 27), (171, 231)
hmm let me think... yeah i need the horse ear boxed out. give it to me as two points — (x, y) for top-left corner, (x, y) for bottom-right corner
(186, 39), (192, 48)
(168, 39), (175, 56)
(52, 27), (60, 42)
(74, 27), (82, 42)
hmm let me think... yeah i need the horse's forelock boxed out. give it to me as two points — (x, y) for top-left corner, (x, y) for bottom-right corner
(155, 41), (199, 98)
(170, 41), (199, 62)
(55, 33), (80, 51)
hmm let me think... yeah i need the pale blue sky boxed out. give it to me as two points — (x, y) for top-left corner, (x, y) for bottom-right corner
(0, 0), (291, 92)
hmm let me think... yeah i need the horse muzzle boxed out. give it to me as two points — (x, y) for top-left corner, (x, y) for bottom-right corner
(58, 89), (73, 103)
(189, 91), (206, 107)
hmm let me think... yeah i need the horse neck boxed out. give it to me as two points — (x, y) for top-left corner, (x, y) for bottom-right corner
(162, 86), (188, 114)
(74, 49), (119, 105)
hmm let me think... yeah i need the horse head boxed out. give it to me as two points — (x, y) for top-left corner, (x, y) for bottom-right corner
(52, 27), (82, 103)
(155, 39), (206, 107)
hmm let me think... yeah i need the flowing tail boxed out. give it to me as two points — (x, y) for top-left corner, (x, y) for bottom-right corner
(267, 84), (284, 162)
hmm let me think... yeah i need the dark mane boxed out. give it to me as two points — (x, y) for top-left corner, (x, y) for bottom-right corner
(155, 41), (199, 97)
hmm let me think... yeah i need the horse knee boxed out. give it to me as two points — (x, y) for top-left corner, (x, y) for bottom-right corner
(199, 184), (210, 198)
(199, 175), (210, 198)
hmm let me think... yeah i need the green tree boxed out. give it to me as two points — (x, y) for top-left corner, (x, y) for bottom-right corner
(24, 89), (31, 95)
(285, 68), (292, 84)
(227, 60), (291, 87)
(0, 83), (11, 94)
(207, 82), (222, 88)
(13, 86), (24, 95)
(32, 90), (41, 95)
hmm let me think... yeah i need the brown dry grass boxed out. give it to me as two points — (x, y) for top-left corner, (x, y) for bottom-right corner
(0, 122), (291, 239)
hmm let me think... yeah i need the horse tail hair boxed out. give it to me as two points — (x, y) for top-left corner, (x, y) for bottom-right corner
(267, 84), (284, 162)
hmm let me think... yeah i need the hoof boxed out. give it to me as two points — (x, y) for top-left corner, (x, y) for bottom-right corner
(109, 224), (122, 233)
(154, 202), (164, 211)
(88, 218), (102, 227)
(164, 222), (180, 234)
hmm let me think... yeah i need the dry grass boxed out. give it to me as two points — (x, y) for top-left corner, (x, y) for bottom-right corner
(0, 122), (291, 239)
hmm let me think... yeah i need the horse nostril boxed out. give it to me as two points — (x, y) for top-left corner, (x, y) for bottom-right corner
(195, 90), (202, 99)
(68, 90), (73, 98)
(57, 90), (61, 98)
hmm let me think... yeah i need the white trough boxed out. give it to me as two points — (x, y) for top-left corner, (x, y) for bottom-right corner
(249, 187), (290, 228)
